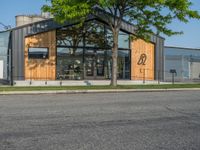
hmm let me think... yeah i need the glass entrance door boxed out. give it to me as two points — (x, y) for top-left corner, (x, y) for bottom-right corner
(85, 50), (95, 79)
(96, 50), (105, 78)
(85, 55), (94, 77)
(84, 50), (105, 79)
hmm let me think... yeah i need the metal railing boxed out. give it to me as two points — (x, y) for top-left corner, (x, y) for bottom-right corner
(2, 68), (200, 86)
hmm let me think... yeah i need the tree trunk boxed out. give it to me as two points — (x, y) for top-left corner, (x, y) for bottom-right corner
(111, 30), (119, 86)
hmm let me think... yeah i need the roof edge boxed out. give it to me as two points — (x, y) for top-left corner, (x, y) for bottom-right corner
(10, 18), (53, 31)
(165, 46), (200, 51)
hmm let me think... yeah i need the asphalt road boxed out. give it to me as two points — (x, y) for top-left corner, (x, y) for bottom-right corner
(0, 91), (200, 150)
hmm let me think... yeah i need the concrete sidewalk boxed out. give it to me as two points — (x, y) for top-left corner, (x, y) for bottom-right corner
(0, 88), (200, 95)
(14, 80), (168, 86)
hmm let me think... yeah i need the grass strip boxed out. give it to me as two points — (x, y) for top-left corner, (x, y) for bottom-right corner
(0, 84), (200, 92)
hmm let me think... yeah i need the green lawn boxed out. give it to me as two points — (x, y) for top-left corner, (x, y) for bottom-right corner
(0, 84), (200, 92)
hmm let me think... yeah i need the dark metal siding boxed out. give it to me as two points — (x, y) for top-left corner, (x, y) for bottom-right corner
(154, 37), (164, 81)
(12, 29), (25, 80)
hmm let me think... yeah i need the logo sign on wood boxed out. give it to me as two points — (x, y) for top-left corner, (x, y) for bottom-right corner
(137, 53), (147, 65)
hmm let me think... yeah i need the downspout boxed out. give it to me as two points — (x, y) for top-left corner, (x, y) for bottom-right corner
(8, 31), (13, 86)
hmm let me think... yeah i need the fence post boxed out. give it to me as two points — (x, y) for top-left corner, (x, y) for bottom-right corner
(172, 73), (175, 84)
(45, 65), (47, 85)
(170, 69), (176, 85)
(143, 68), (145, 84)
(30, 68), (32, 85)
(158, 70), (160, 84)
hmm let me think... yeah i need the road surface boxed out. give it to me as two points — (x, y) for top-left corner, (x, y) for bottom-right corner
(0, 91), (200, 150)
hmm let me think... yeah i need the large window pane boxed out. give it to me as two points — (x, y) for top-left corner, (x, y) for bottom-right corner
(118, 31), (130, 49)
(57, 48), (83, 80)
(85, 21), (107, 48)
(106, 50), (130, 79)
(118, 50), (130, 79)
(57, 27), (83, 47)
(106, 30), (130, 49)
(96, 50), (105, 76)
(55, 19), (131, 80)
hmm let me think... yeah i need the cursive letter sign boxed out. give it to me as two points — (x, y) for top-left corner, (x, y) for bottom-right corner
(137, 53), (147, 65)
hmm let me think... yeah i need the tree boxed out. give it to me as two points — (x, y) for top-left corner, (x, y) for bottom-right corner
(42, 0), (200, 86)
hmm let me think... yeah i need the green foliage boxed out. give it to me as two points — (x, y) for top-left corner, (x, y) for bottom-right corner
(128, 0), (200, 39)
(42, 0), (95, 24)
(42, 0), (200, 40)
(42, 0), (200, 86)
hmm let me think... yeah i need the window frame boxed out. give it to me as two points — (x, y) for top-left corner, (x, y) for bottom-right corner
(28, 47), (49, 59)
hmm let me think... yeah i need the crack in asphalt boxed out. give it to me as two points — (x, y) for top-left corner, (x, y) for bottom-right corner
(164, 106), (200, 126)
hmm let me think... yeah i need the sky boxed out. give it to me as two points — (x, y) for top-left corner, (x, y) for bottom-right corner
(0, 0), (200, 48)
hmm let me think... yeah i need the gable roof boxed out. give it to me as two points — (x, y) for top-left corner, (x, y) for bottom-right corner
(11, 9), (164, 43)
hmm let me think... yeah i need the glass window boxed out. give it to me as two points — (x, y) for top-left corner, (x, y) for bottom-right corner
(57, 27), (83, 47)
(57, 48), (83, 80)
(118, 31), (130, 49)
(28, 48), (49, 59)
(105, 50), (130, 79)
(106, 30), (130, 49)
(96, 50), (106, 76)
(55, 19), (131, 80)
(118, 50), (130, 79)
(85, 21), (107, 48)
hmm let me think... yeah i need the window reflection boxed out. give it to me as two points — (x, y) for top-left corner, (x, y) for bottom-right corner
(56, 19), (131, 80)
(57, 48), (83, 80)
(57, 26), (84, 47)
(106, 30), (129, 49)
(28, 48), (49, 59)
(118, 50), (130, 79)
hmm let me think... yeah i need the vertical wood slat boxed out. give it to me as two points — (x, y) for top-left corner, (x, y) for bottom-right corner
(131, 39), (155, 80)
(24, 31), (56, 80)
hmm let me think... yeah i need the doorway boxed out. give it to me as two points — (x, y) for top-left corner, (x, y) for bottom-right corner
(0, 60), (3, 79)
(84, 50), (106, 79)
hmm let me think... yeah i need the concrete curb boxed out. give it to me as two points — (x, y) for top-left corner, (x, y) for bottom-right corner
(0, 88), (200, 95)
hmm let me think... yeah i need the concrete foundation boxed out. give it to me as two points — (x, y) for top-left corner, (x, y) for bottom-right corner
(13, 80), (164, 87)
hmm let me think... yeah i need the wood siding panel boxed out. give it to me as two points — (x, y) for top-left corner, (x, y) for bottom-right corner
(24, 31), (56, 80)
(131, 39), (155, 80)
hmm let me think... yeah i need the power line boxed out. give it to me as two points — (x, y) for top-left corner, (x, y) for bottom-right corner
(0, 22), (11, 30)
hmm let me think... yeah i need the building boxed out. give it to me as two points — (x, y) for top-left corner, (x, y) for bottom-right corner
(164, 46), (200, 82)
(0, 11), (164, 85)
(0, 31), (11, 84)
